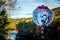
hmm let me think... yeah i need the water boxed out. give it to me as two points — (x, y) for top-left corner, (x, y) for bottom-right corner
(6, 30), (18, 40)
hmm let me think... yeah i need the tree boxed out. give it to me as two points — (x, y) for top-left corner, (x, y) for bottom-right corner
(16, 18), (36, 34)
(0, 4), (9, 40)
(46, 15), (60, 40)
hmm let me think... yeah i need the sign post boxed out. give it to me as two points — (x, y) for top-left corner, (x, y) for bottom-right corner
(33, 5), (52, 39)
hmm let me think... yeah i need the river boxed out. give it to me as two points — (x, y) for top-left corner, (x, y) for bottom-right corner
(6, 30), (18, 40)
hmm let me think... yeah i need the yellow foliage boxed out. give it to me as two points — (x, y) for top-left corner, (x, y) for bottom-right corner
(20, 18), (33, 22)
(26, 20), (32, 22)
(53, 15), (60, 21)
(7, 23), (16, 30)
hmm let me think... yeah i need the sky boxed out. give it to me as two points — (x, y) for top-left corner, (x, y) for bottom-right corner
(7, 0), (60, 19)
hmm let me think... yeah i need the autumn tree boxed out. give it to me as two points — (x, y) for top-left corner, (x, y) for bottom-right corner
(0, 0), (10, 40)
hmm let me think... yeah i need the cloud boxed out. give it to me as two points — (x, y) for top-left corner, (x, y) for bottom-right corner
(33, 0), (60, 9)
(8, 14), (33, 19)
(46, 0), (60, 8)
(8, 0), (60, 18)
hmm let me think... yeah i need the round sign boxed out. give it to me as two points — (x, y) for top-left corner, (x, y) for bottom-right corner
(33, 5), (52, 27)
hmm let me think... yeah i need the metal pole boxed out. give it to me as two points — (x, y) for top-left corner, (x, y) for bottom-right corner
(41, 27), (45, 40)
(41, 18), (46, 40)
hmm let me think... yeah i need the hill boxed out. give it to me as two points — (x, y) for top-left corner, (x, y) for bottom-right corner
(52, 7), (60, 16)
(7, 7), (60, 30)
(7, 18), (33, 30)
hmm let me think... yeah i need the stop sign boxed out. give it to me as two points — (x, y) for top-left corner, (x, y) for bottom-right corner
(33, 5), (52, 27)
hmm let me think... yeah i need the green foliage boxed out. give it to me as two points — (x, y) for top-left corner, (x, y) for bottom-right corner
(0, 8), (6, 16)
(0, 8), (9, 38)
(16, 19), (36, 34)
(48, 15), (60, 28)
(46, 7), (60, 38)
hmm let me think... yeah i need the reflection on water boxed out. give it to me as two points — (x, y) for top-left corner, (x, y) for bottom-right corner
(6, 30), (18, 40)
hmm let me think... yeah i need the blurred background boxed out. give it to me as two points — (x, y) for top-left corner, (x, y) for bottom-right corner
(0, 0), (60, 40)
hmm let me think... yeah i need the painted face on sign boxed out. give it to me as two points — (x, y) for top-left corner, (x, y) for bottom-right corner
(37, 11), (48, 26)
(33, 6), (52, 27)
(40, 13), (48, 22)
(33, 10), (52, 26)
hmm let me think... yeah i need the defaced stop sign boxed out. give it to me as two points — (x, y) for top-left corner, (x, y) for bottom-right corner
(33, 5), (52, 27)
